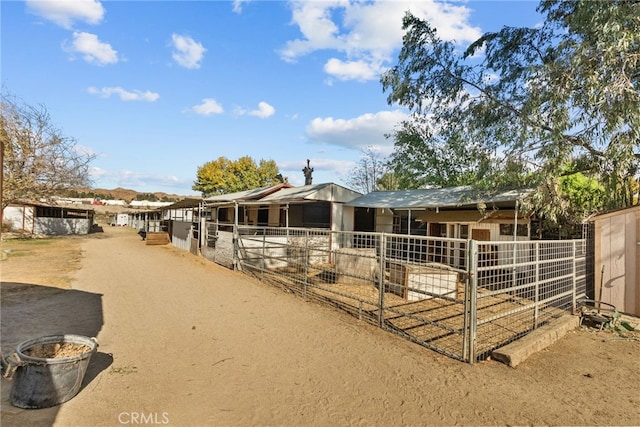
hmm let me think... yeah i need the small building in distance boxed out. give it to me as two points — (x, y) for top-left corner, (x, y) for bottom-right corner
(2, 201), (95, 235)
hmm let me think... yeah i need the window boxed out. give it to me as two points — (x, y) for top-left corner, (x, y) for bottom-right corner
(289, 202), (331, 228)
(257, 206), (269, 225)
(392, 212), (424, 235)
(499, 224), (528, 237)
(460, 224), (469, 239)
(217, 207), (229, 222)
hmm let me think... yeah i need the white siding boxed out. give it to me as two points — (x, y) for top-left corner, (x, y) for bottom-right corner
(3, 206), (35, 233)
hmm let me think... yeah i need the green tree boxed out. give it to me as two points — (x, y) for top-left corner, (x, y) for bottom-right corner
(193, 156), (282, 196)
(382, 1), (639, 222)
(1, 92), (95, 211)
(559, 172), (605, 220)
(376, 171), (404, 191)
(136, 193), (157, 201)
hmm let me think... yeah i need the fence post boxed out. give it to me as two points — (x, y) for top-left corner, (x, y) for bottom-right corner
(233, 224), (239, 271)
(261, 229), (266, 282)
(378, 233), (386, 328)
(466, 239), (478, 364)
(534, 241), (540, 328)
(571, 241), (577, 314)
(303, 229), (309, 298)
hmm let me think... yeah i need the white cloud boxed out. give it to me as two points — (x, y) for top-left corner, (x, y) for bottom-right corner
(306, 110), (407, 155)
(191, 98), (224, 116)
(26, 0), (104, 29)
(87, 86), (159, 102)
(280, 0), (482, 82)
(74, 144), (98, 157)
(234, 101), (276, 118)
(324, 58), (381, 82)
(90, 167), (193, 193)
(232, 0), (250, 14)
(66, 32), (118, 65)
(171, 34), (206, 69)
(249, 102), (275, 118)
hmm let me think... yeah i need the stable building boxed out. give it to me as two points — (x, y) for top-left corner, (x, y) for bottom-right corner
(2, 201), (95, 235)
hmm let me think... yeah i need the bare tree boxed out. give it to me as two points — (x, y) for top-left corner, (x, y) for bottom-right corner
(345, 146), (389, 194)
(1, 93), (95, 211)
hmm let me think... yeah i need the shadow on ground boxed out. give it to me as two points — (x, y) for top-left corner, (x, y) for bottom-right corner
(0, 282), (106, 426)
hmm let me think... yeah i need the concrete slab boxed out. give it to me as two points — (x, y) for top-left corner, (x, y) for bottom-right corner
(491, 315), (579, 367)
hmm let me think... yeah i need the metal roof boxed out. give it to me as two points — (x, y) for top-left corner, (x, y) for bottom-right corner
(163, 198), (203, 209)
(345, 186), (532, 209)
(9, 200), (95, 212)
(257, 183), (362, 204)
(204, 183), (293, 203)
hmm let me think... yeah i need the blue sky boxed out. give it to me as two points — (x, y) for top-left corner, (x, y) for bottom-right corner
(2, 0), (542, 196)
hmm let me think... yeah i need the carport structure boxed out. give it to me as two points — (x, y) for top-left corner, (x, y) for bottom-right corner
(201, 183), (361, 268)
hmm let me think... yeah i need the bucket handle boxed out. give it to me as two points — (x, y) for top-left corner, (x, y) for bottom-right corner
(1, 352), (26, 380)
(1, 337), (98, 380)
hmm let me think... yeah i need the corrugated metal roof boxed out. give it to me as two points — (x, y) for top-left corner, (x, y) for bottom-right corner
(204, 183), (292, 203)
(164, 198), (203, 209)
(345, 186), (531, 209)
(257, 183), (362, 203)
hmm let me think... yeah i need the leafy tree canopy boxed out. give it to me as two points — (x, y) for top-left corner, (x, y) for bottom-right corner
(382, 0), (639, 222)
(1, 92), (95, 211)
(193, 156), (283, 196)
(559, 171), (606, 221)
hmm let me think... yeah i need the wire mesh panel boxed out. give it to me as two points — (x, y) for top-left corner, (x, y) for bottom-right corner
(236, 227), (328, 293)
(380, 234), (469, 361)
(472, 239), (587, 361)
(232, 225), (586, 364)
(236, 227), (470, 360)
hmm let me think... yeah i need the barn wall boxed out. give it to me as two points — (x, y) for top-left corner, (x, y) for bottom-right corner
(171, 220), (192, 251)
(268, 206), (281, 226)
(34, 218), (91, 235)
(3, 205), (35, 233)
(376, 208), (394, 233)
(335, 204), (354, 233)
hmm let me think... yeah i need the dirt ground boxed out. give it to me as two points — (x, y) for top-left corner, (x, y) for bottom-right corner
(1, 226), (639, 426)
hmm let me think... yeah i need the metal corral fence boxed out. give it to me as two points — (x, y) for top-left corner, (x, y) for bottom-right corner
(228, 226), (586, 363)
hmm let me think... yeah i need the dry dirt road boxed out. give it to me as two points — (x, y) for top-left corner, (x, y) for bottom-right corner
(1, 227), (639, 426)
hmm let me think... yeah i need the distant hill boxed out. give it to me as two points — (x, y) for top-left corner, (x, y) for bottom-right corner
(68, 187), (195, 203)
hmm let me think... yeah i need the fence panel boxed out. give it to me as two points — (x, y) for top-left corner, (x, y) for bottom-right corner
(201, 221), (234, 268)
(379, 233), (469, 361)
(235, 227), (470, 361)
(472, 239), (586, 360)
(230, 225), (586, 363)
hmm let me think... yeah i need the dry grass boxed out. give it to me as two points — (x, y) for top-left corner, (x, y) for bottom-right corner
(0, 235), (89, 289)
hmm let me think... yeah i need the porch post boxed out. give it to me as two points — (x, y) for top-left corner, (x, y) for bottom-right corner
(199, 201), (206, 251)
(233, 202), (239, 270)
(378, 233), (386, 327)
